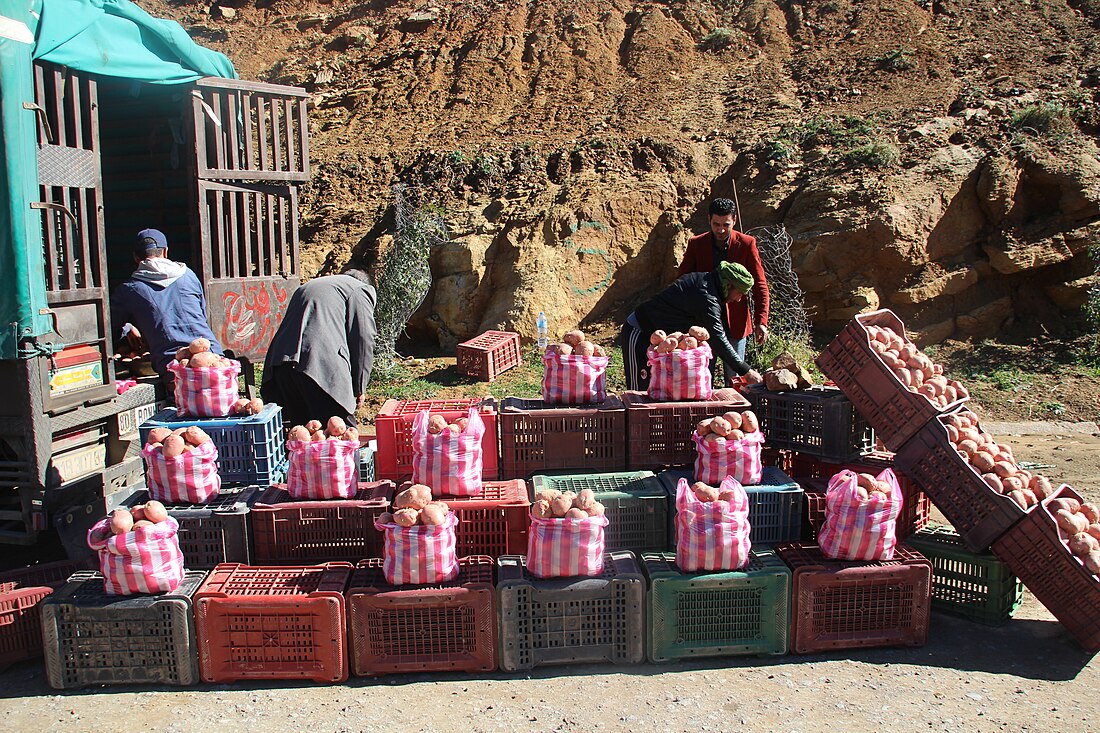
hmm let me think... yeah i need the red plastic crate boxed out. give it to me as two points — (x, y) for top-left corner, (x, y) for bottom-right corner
(249, 482), (395, 564)
(894, 411), (1026, 552)
(399, 479), (529, 557)
(815, 309), (968, 451)
(347, 556), (497, 676)
(778, 542), (932, 654)
(992, 486), (1100, 653)
(622, 390), (751, 471)
(499, 395), (626, 478)
(0, 560), (88, 670)
(790, 451), (930, 541)
(375, 398), (499, 481)
(194, 563), (353, 683)
(456, 331), (522, 382)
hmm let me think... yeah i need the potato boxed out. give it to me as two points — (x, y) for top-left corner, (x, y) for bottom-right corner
(679, 335), (699, 350)
(188, 337), (211, 354)
(982, 473), (1004, 493)
(144, 500), (168, 523)
(531, 500), (552, 519)
(1055, 509), (1088, 536)
(1088, 524), (1100, 542)
(311, 430), (326, 442)
(856, 473), (877, 491)
(656, 337), (678, 354)
(1068, 532), (1098, 556)
(533, 489), (561, 504)
(411, 484), (433, 505)
(563, 330), (585, 348)
(420, 504), (447, 526)
(453, 417), (469, 431)
(130, 504), (146, 522)
(575, 340), (596, 357)
(728, 428), (745, 441)
(287, 425), (310, 442)
(1001, 475), (1025, 494)
(188, 351), (219, 368)
(854, 486), (869, 501)
(544, 343), (564, 356)
(247, 397), (264, 415)
(696, 418), (713, 436)
(586, 501), (606, 517)
(175, 346), (193, 362)
(969, 451), (996, 473)
(1080, 503), (1100, 524)
(132, 520), (154, 530)
(1049, 497), (1082, 514)
(446, 423), (461, 434)
(741, 411), (759, 433)
(873, 480), (892, 496)
(565, 507), (589, 520)
(573, 489), (596, 511)
(305, 419), (323, 433)
(147, 427), (172, 446)
(710, 416), (731, 437)
(692, 482), (719, 502)
(110, 509), (134, 535)
(394, 488), (429, 511)
(427, 414), (448, 434)
(717, 489), (737, 503)
(393, 508), (419, 527)
(896, 367), (913, 388)
(557, 342), (574, 356)
(688, 326), (710, 342)
(1083, 551), (1100, 576)
(377, 511), (394, 525)
(870, 340), (888, 354)
(592, 344), (607, 357)
(649, 329), (667, 346)
(550, 495), (572, 517)
(1007, 490), (1029, 510)
(183, 426), (210, 447)
(722, 411), (743, 430)
(703, 432), (726, 445)
(161, 434), (185, 459)
(957, 439), (978, 456)
(343, 427), (360, 442)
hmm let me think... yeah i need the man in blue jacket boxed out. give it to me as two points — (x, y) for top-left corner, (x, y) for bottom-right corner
(111, 228), (223, 377)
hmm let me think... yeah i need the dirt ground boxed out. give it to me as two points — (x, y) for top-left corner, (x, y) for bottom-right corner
(1, 428), (1097, 732)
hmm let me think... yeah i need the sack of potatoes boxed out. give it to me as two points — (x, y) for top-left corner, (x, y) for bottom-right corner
(544, 329), (607, 358)
(648, 326), (710, 354)
(287, 416), (360, 444)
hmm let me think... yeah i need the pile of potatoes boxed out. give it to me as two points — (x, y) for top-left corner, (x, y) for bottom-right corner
(146, 426), (212, 459)
(92, 500), (170, 540)
(864, 324), (969, 408)
(687, 481), (744, 503)
(1050, 496), (1100, 575)
(850, 472), (894, 500)
(544, 329), (607, 358)
(287, 416), (359, 444)
(531, 487), (606, 520)
(425, 414), (469, 435)
(378, 484), (452, 527)
(649, 326), (710, 354)
(230, 397), (265, 416)
(695, 410), (760, 443)
(944, 409), (1054, 510)
(173, 338), (234, 369)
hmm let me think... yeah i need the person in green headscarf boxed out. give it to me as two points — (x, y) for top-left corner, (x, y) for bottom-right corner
(618, 264), (764, 392)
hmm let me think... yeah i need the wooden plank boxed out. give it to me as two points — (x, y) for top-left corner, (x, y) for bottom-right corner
(241, 91), (255, 173)
(194, 77), (309, 97)
(191, 167), (308, 183)
(210, 90), (226, 175)
(297, 98), (310, 177)
(271, 98), (283, 173)
(68, 74), (94, 289)
(265, 191), (278, 277)
(256, 96), (270, 172)
(239, 189), (252, 278)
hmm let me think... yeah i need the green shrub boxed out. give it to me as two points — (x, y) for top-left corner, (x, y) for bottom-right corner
(700, 27), (735, 52)
(843, 140), (900, 169)
(1011, 103), (1075, 136)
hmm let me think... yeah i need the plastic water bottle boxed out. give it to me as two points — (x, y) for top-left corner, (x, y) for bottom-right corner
(536, 311), (549, 350)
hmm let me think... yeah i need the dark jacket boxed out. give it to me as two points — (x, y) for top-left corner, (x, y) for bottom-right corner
(110, 262), (223, 376)
(633, 271), (751, 376)
(678, 230), (769, 340)
(262, 273), (377, 415)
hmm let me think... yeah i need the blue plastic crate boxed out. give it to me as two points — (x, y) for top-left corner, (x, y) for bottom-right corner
(138, 404), (286, 486)
(658, 465), (804, 548)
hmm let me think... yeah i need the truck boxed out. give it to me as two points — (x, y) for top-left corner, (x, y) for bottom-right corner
(0, 0), (308, 559)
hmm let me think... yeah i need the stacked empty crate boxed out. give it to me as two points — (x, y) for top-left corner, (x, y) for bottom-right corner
(456, 330), (522, 382)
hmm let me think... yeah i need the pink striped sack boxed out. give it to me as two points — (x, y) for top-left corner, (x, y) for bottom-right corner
(692, 430), (765, 486)
(86, 516), (185, 595)
(286, 438), (360, 500)
(411, 407), (484, 497)
(647, 342), (713, 401)
(168, 359), (242, 417)
(675, 476), (752, 572)
(542, 353), (609, 404)
(141, 440), (221, 504)
(818, 468), (904, 561)
(526, 513), (609, 579)
(375, 511), (459, 585)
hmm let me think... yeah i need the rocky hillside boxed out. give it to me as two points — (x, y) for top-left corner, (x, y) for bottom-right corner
(148, 0), (1100, 347)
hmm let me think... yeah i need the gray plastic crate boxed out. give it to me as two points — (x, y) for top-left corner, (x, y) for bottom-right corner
(125, 487), (259, 569)
(41, 570), (206, 689)
(496, 551), (644, 671)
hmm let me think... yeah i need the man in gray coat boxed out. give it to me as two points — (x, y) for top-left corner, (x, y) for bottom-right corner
(261, 267), (377, 426)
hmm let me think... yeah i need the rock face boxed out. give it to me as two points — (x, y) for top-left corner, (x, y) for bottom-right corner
(148, 0), (1100, 347)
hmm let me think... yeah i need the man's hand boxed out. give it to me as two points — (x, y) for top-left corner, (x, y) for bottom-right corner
(125, 325), (147, 352)
(754, 323), (770, 344)
(742, 369), (764, 385)
(356, 393), (366, 409)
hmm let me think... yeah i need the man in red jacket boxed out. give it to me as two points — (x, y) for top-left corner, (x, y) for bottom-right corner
(678, 198), (769, 383)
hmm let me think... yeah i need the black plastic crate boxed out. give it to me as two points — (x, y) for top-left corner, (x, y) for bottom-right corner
(743, 384), (873, 461)
(125, 487), (259, 569)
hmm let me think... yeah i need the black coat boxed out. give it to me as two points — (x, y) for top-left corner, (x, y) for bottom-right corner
(632, 271), (751, 376)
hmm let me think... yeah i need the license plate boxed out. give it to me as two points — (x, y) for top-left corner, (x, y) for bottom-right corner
(117, 401), (160, 436)
(49, 361), (104, 396)
(52, 444), (106, 484)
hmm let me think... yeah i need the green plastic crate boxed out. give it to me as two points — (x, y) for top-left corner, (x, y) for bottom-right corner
(530, 471), (668, 554)
(658, 466), (804, 548)
(907, 524), (1024, 626)
(642, 550), (791, 662)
